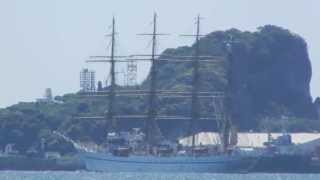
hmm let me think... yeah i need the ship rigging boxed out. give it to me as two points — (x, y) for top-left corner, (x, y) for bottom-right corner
(81, 13), (234, 153)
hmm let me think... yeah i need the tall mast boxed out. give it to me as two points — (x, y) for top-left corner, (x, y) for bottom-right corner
(222, 36), (234, 152)
(108, 17), (117, 131)
(190, 15), (201, 149)
(179, 15), (227, 150)
(146, 13), (160, 144)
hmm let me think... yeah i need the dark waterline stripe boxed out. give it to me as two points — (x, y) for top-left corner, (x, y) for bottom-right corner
(84, 155), (242, 165)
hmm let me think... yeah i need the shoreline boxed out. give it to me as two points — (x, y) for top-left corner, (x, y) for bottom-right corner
(0, 155), (85, 171)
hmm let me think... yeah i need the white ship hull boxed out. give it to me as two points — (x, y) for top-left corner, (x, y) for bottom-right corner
(79, 151), (256, 173)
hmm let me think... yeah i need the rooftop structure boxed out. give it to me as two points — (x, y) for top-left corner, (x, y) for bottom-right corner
(126, 60), (138, 86)
(36, 88), (54, 103)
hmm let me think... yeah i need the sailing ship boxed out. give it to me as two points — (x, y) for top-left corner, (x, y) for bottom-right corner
(78, 13), (258, 173)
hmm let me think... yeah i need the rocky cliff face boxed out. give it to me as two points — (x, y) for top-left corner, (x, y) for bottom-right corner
(233, 25), (316, 128)
(142, 25), (316, 130)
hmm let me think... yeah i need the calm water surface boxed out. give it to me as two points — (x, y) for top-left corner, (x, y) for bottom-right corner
(0, 171), (319, 180)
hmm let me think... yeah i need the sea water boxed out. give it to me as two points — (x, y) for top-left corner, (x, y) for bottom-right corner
(0, 171), (320, 180)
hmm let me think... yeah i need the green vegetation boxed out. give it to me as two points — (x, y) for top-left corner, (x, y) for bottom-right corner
(0, 25), (318, 154)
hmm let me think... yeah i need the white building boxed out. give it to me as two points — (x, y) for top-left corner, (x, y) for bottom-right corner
(36, 88), (54, 103)
(80, 68), (96, 92)
(180, 132), (320, 150)
(44, 88), (53, 101)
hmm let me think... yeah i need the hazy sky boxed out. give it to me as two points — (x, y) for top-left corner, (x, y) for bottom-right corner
(0, 0), (319, 108)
